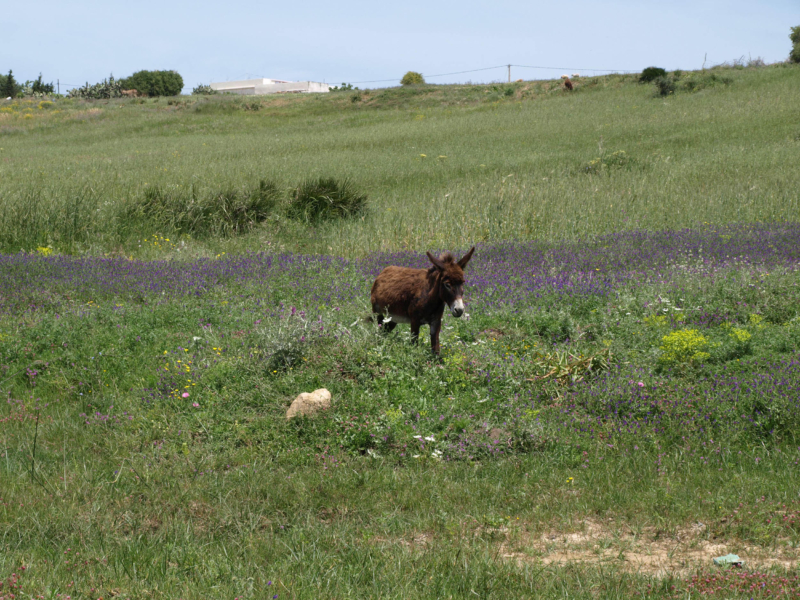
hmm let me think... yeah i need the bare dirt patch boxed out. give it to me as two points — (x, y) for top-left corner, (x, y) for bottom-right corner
(502, 518), (799, 577)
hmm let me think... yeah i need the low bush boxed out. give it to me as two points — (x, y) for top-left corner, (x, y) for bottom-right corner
(639, 66), (667, 83)
(648, 71), (732, 98)
(68, 75), (124, 99)
(719, 326), (753, 361)
(287, 177), (367, 223)
(680, 71), (732, 93)
(658, 328), (711, 368)
(401, 71), (425, 86)
(124, 179), (280, 236)
(120, 70), (184, 97)
(532, 311), (575, 343)
(653, 75), (676, 97)
(191, 84), (216, 95)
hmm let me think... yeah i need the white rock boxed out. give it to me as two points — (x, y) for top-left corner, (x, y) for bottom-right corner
(286, 388), (332, 419)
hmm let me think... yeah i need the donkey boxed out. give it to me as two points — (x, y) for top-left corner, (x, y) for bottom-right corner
(371, 247), (475, 355)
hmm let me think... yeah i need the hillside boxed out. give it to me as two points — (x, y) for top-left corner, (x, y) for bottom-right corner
(1, 63), (799, 257)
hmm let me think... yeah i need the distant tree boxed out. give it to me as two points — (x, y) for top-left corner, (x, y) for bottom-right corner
(639, 67), (667, 83)
(790, 25), (800, 64)
(32, 73), (55, 95)
(1, 70), (19, 98)
(120, 70), (184, 96)
(400, 71), (425, 86)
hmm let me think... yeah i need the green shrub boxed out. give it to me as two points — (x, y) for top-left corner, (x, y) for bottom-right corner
(639, 67), (667, 83)
(772, 319), (800, 353)
(654, 75), (676, 97)
(532, 312), (575, 343)
(401, 71), (425, 86)
(191, 84), (216, 95)
(721, 326), (753, 361)
(120, 70), (184, 97)
(68, 75), (124, 99)
(287, 177), (367, 223)
(331, 83), (359, 91)
(20, 74), (55, 97)
(789, 26), (800, 63)
(31, 73), (54, 95)
(680, 72), (732, 93)
(126, 179), (280, 236)
(659, 328), (711, 367)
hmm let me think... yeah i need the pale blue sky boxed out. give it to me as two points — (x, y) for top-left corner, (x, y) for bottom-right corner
(4, 1), (798, 92)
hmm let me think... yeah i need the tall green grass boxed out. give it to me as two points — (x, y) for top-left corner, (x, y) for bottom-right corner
(0, 64), (798, 256)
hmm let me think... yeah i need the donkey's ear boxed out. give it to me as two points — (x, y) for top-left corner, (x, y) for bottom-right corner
(427, 251), (446, 271)
(457, 246), (475, 269)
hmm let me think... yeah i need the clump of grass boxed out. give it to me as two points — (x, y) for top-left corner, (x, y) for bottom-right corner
(125, 179), (280, 237)
(584, 150), (633, 174)
(287, 177), (367, 224)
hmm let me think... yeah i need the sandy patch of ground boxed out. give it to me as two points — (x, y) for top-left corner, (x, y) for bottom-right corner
(501, 518), (799, 576)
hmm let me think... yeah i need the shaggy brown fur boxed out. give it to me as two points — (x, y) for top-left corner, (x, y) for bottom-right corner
(563, 78), (574, 91)
(371, 247), (475, 354)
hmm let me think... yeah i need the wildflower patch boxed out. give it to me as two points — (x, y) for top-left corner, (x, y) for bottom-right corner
(659, 328), (711, 367)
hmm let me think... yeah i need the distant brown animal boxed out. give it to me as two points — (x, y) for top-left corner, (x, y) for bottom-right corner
(563, 78), (574, 91)
(371, 247), (475, 355)
(121, 89), (140, 98)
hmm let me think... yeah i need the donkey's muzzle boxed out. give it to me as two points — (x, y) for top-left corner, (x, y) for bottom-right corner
(451, 298), (465, 318)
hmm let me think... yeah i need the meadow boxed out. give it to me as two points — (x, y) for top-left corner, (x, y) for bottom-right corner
(0, 63), (798, 257)
(1, 64), (800, 599)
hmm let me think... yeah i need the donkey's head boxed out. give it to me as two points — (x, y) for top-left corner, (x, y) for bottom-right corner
(426, 247), (475, 318)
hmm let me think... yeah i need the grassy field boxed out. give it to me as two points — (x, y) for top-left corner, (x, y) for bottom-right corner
(2, 224), (800, 598)
(1, 63), (799, 257)
(2, 65), (800, 599)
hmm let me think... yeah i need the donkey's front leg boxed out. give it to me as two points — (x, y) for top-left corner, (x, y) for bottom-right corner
(429, 317), (442, 355)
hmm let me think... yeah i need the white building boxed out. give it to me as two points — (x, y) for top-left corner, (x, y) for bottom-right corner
(209, 78), (331, 95)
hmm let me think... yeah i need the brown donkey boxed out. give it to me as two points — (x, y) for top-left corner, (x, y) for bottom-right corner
(371, 247), (475, 354)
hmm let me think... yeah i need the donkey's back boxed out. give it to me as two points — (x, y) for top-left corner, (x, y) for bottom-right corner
(370, 265), (430, 324)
